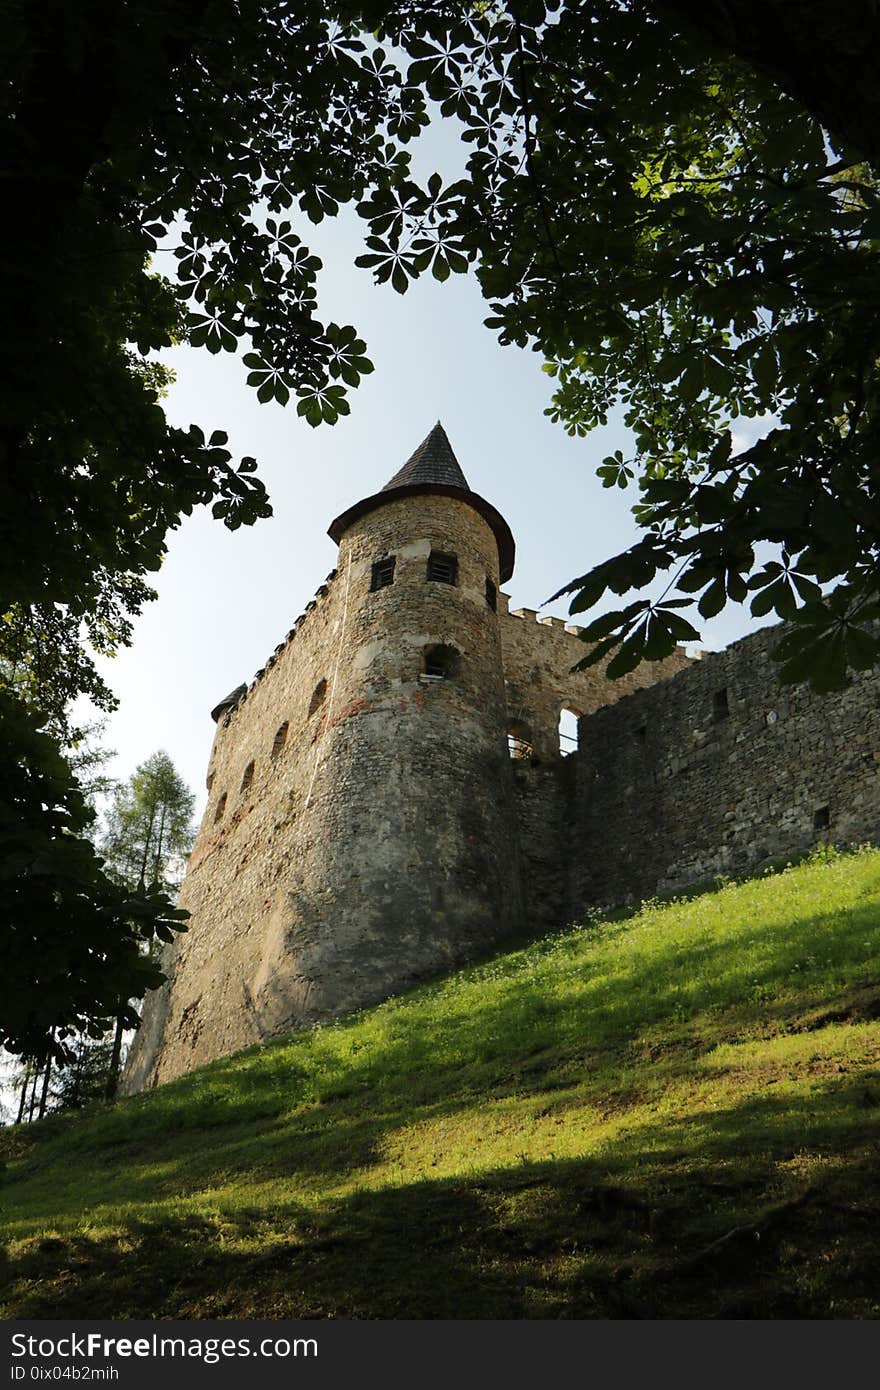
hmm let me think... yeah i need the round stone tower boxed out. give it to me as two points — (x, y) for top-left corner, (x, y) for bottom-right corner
(257, 421), (525, 1022)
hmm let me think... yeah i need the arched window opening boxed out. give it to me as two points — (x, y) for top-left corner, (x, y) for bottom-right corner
(309, 678), (327, 717)
(213, 792), (227, 823)
(423, 644), (459, 679)
(508, 720), (534, 760)
(558, 706), (581, 755)
(271, 721), (289, 759)
(485, 577), (497, 611)
(713, 687), (730, 721)
(240, 761), (255, 794)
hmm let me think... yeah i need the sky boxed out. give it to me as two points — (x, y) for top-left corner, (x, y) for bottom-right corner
(84, 131), (773, 825)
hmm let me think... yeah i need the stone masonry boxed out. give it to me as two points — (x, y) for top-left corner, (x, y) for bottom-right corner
(123, 423), (879, 1091)
(569, 623), (880, 908)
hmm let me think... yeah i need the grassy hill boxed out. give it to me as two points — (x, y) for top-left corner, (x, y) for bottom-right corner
(2, 847), (880, 1319)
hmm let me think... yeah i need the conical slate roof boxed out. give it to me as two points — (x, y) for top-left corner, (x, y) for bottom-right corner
(381, 421), (469, 492)
(327, 422), (515, 582)
(210, 683), (246, 723)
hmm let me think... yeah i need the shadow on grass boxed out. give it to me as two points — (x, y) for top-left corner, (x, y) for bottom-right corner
(5, 851), (880, 1230)
(4, 1072), (879, 1320)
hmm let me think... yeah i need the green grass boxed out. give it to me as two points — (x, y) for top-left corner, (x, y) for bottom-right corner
(3, 846), (880, 1319)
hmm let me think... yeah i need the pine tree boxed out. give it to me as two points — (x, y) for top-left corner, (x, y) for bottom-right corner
(101, 751), (195, 896)
(98, 751), (195, 1096)
(49, 1035), (117, 1112)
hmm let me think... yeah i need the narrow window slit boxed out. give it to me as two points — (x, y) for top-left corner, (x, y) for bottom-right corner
(558, 707), (580, 755)
(427, 551), (458, 585)
(371, 556), (396, 591)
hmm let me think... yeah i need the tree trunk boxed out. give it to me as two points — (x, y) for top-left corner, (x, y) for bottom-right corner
(152, 801), (168, 890)
(138, 804), (156, 891)
(105, 1013), (126, 1099)
(16, 1064), (31, 1125)
(71, 1038), (85, 1110)
(37, 1056), (52, 1120)
(27, 1067), (39, 1123)
(659, 0), (880, 169)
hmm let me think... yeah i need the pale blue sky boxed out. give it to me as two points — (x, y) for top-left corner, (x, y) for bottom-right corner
(88, 149), (771, 818)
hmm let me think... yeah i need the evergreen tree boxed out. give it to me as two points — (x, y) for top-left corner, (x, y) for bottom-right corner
(101, 752), (195, 896)
(49, 1035), (117, 1112)
(97, 751), (195, 1095)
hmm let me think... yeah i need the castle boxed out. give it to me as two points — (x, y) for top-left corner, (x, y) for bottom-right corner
(124, 423), (880, 1090)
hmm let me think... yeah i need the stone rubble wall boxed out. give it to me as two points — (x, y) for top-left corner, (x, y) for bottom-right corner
(124, 564), (349, 1090)
(124, 493), (525, 1091)
(497, 600), (690, 759)
(509, 757), (576, 931)
(570, 623), (880, 909)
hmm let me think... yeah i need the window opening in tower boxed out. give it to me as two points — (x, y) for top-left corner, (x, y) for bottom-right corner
(427, 551), (458, 585)
(423, 644), (458, 679)
(371, 556), (396, 590)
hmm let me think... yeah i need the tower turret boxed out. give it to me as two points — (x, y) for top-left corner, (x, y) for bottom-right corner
(292, 422), (524, 1012)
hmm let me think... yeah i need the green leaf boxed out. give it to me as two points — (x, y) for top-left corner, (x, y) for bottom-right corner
(605, 636), (645, 679)
(698, 578), (726, 619)
(656, 608), (700, 642)
(777, 629), (848, 693)
(571, 636), (620, 672)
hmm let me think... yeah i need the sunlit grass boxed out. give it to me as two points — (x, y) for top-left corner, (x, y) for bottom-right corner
(2, 846), (880, 1318)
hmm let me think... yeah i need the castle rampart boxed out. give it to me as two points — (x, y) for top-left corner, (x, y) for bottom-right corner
(568, 622), (880, 908)
(498, 605), (689, 761)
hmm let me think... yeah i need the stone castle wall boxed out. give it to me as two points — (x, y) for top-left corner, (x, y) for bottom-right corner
(124, 563), (350, 1089)
(495, 606), (690, 927)
(125, 492), (526, 1090)
(569, 623), (880, 909)
(497, 603), (690, 760)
